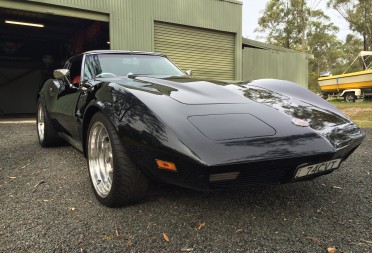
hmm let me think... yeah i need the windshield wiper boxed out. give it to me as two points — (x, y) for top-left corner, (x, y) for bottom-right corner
(127, 73), (153, 78)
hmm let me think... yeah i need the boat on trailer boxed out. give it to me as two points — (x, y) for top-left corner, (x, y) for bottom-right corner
(318, 51), (372, 102)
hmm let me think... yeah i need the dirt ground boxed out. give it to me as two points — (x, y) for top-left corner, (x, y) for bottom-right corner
(340, 107), (372, 117)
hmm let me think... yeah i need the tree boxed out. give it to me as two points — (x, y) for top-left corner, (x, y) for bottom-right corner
(307, 9), (343, 69)
(328, 0), (372, 51)
(256, 0), (341, 51)
(255, 0), (343, 92)
(337, 34), (365, 73)
(307, 14), (344, 91)
(255, 0), (309, 50)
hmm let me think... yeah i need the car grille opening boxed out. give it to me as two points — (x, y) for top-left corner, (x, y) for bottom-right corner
(209, 172), (240, 182)
(209, 166), (294, 189)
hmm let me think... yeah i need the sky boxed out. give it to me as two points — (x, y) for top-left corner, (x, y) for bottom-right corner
(242, 0), (352, 42)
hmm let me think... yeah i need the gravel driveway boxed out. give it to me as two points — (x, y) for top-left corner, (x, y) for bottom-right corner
(0, 123), (371, 253)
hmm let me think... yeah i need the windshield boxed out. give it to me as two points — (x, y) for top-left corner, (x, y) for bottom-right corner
(83, 54), (185, 79)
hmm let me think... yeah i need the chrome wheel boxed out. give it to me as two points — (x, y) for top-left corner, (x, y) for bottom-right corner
(88, 121), (113, 198)
(37, 104), (45, 142)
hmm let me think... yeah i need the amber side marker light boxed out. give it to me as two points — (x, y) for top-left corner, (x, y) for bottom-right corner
(156, 159), (177, 172)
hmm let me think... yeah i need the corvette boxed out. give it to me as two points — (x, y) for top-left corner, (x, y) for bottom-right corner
(37, 50), (365, 207)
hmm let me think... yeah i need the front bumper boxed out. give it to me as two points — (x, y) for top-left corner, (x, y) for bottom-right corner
(128, 137), (362, 191)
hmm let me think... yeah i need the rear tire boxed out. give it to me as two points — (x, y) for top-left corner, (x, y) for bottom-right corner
(36, 100), (62, 147)
(87, 112), (149, 207)
(344, 93), (356, 102)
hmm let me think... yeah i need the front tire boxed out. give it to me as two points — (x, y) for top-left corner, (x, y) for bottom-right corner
(36, 100), (62, 147)
(87, 112), (149, 207)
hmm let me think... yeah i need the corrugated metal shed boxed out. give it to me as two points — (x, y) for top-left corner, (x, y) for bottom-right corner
(242, 38), (310, 88)
(0, 0), (242, 79)
(154, 21), (236, 79)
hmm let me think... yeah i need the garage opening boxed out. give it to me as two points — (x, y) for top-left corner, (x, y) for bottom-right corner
(0, 7), (109, 117)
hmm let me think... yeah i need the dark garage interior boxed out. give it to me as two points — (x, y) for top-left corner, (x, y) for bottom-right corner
(0, 7), (109, 116)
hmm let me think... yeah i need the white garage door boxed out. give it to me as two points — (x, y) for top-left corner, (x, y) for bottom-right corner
(154, 21), (235, 80)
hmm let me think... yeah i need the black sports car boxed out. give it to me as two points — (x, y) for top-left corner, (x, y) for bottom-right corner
(37, 50), (365, 207)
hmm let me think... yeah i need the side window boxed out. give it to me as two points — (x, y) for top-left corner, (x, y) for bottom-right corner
(84, 55), (102, 80)
(68, 56), (83, 85)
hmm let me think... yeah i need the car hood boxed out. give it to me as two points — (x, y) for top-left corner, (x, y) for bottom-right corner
(111, 76), (336, 109)
(101, 76), (364, 165)
(111, 76), (250, 104)
(109, 76), (352, 133)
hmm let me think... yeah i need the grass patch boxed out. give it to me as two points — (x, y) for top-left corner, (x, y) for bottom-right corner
(329, 100), (372, 128)
(352, 121), (372, 128)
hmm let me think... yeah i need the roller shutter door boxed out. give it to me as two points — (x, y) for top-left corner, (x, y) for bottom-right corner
(154, 22), (235, 80)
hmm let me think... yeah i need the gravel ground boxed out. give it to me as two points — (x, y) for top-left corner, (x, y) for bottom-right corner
(0, 123), (371, 253)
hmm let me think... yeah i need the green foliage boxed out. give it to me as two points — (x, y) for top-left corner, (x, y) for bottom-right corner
(337, 34), (365, 73)
(306, 12), (343, 75)
(328, 0), (372, 51)
(254, 0), (369, 92)
(255, 0), (309, 49)
(308, 70), (321, 92)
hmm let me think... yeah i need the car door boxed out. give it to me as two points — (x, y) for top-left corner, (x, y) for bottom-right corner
(74, 54), (102, 142)
(75, 53), (114, 143)
(49, 55), (83, 140)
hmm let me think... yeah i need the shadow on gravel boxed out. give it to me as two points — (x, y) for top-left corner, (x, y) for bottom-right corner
(129, 178), (333, 217)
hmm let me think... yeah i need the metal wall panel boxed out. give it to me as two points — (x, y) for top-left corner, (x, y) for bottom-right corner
(0, 0), (109, 21)
(6, 0), (242, 79)
(242, 48), (308, 88)
(155, 22), (235, 80)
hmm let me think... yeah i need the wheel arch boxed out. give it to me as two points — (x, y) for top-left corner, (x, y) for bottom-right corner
(340, 89), (361, 97)
(82, 105), (101, 157)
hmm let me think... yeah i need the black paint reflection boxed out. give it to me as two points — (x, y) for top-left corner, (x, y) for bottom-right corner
(225, 133), (319, 147)
(326, 123), (364, 149)
(243, 86), (289, 103)
(243, 86), (348, 131)
(280, 103), (347, 130)
(223, 133), (322, 161)
(150, 84), (177, 96)
(110, 86), (168, 144)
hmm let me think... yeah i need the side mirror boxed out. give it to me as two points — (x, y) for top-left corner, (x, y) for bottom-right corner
(185, 70), (192, 76)
(53, 69), (70, 79)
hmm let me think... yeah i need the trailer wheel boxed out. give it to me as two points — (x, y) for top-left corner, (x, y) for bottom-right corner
(321, 92), (328, 100)
(344, 93), (356, 103)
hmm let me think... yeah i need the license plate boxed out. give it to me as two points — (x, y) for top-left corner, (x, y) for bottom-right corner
(294, 158), (342, 179)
